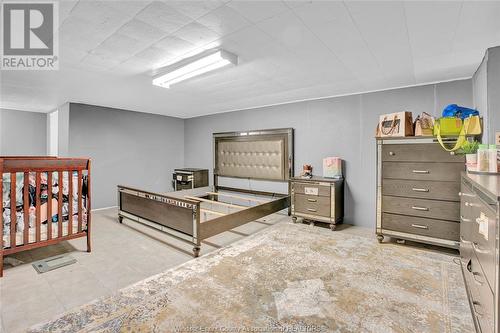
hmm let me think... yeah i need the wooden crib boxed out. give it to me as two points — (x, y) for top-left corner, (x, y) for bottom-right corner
(0, 157), (91, 277)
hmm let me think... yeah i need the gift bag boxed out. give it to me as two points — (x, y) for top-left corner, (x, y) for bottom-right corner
(414, 112), (434, 136)
(376, 111), (413, 138)
(323, 157), (342, 178)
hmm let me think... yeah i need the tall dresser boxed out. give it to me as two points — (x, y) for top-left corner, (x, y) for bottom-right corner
(376, 137), (465, 248)
(460, 173), (499, 333)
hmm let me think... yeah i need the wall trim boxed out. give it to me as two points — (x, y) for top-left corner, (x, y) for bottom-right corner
(92, 205), (117, 212)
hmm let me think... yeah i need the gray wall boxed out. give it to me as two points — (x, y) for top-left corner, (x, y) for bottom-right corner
(487, 47), (500, 144)
(68, 103), (185, 209)
(184, 79), (472, 228)
(0, 108), (47, 155)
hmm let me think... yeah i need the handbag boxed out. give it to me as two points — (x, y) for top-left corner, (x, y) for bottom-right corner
(414, 112), (434, 136)
(435, 115), (482, 151)
(376, 111), (413, 138)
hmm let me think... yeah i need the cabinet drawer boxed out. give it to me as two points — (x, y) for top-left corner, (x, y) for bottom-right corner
(293, 194), (330, 217)
(382, 179), (459, 201)
(382, 213), (459, 241)
(382, 196), (459, 221)
(466, 255), (495, 333)
(383, 162), (464, 181)
(382, 143), (464, 163)
(470, 199), (497, 291)
(292, 183), (330, 197)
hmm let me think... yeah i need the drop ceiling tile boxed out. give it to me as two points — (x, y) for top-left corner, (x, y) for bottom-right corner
(66, 1), (132, 35)
(197, 5), (250, 36)
(453, 1), (500, 51)
(91, 34), (148, 61)
(226, 1), (290, 23)
(116, 19), (167, 44)
(153, 36), (196, 55)
(103, 1), (152, 17)
(404, 1), (462, 58)
(173, 21), (220, 47)
(165, 0), (225, 20)
(291, 0), (345, 24)
(134, 46), (177, 68)
(135, 1), (194, 34)
(58, 1), (78, 27)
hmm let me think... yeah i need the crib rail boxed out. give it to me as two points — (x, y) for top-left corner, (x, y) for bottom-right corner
(0, 157), (91, 277)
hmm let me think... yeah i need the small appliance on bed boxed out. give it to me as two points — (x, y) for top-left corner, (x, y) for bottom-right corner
(118, 128), (294, 257)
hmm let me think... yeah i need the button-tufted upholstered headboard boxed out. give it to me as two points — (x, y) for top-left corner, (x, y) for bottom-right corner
(213, 128), (294, 182)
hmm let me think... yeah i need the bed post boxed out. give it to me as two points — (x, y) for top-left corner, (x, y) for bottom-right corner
(0, 158), (3, 277)
(193, 201), (201, 257)
(86, 159), (92, 253)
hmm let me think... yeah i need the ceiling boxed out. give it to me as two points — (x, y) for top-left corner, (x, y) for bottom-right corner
(1, 0), (500, 118)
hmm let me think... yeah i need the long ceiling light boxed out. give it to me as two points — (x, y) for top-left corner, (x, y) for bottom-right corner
(153, 49), (238, 88)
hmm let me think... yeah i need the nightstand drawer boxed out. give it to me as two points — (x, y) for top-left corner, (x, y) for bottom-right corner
(294, 194), (330, 217)
(292, 183), (330, 197)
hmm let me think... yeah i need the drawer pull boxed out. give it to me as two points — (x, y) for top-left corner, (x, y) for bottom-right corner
(460, 215), (471, 222)
(412, 188), (429, 192)
(411, 224), (428, 230)
(472, 301), (484, 317)
(389, 151), (395, 156)
(472, 242), (489, 254)
(307, 198), (317, 202)
(459, 192), (475, 198)
(472, 271), (485, 286)
(307, 208), (317, 212)
(412, 170), (429, 174)
(411, 206), (429, 211)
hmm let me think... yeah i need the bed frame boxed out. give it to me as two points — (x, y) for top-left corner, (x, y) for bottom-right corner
(0, 157), (91, 277)
(118, 128), (293, 257)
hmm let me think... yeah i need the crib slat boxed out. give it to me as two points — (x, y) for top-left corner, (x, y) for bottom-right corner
(23, 172), (29, 245)
(47, 172), (52, 240)
(77, 170), (83, 232)
(68, 171), (73, 235)
(10, 173), (16, 248)
(35, 172), (41, 242)
(58, 171), (63, 238)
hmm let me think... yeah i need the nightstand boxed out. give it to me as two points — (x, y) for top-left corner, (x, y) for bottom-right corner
(290, 176), (344, 230)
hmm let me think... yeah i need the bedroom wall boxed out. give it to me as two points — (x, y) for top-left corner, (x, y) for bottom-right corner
(0, 108), (47, 155)
(67, 103), (185, 209)
(486, 46), (500, 144)
(184, 79), (472, 228)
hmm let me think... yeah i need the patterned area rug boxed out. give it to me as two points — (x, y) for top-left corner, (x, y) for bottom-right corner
(29, 222), (473, 333)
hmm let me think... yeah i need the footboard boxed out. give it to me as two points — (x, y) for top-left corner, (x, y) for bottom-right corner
(117, 186), (201, 254)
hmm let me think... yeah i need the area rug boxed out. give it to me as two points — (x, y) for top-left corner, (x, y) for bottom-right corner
(29, 222), (474, 333)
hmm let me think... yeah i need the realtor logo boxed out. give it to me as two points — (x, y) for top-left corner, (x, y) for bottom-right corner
(1, 1), (58, 70)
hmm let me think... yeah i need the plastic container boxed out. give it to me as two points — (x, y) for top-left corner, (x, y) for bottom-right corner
(489, 145), (498, 172)
(477, 144), (489, 172)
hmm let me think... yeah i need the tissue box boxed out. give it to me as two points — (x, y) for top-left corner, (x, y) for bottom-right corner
(323, 157), (342, 178)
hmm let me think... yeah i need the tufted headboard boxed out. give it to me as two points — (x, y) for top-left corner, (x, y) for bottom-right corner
(213, 128), (294, 183)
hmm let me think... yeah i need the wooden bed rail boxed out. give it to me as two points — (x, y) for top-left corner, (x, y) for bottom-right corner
(0, 157), (91, 277)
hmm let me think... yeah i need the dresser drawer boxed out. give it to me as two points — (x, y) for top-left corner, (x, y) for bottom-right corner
(383, 162), (464, 182)
(382, 196), (460, 221)
(382, 144), (464, 163)
(293, 194), (330, 217)
(383, 213), (459, 241)
(466, 255), (495, 333)
(470, 197), (497, 291)
(382, 179), (460, 201)
(292, 183), (330, 197)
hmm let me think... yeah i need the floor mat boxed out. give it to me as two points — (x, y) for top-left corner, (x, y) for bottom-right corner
(28, 222), (473, 333)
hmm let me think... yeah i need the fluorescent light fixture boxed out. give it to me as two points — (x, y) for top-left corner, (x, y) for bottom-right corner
(153, 49), (238, 88)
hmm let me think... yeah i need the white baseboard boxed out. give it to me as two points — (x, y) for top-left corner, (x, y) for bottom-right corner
(92, 206), (118, 212)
